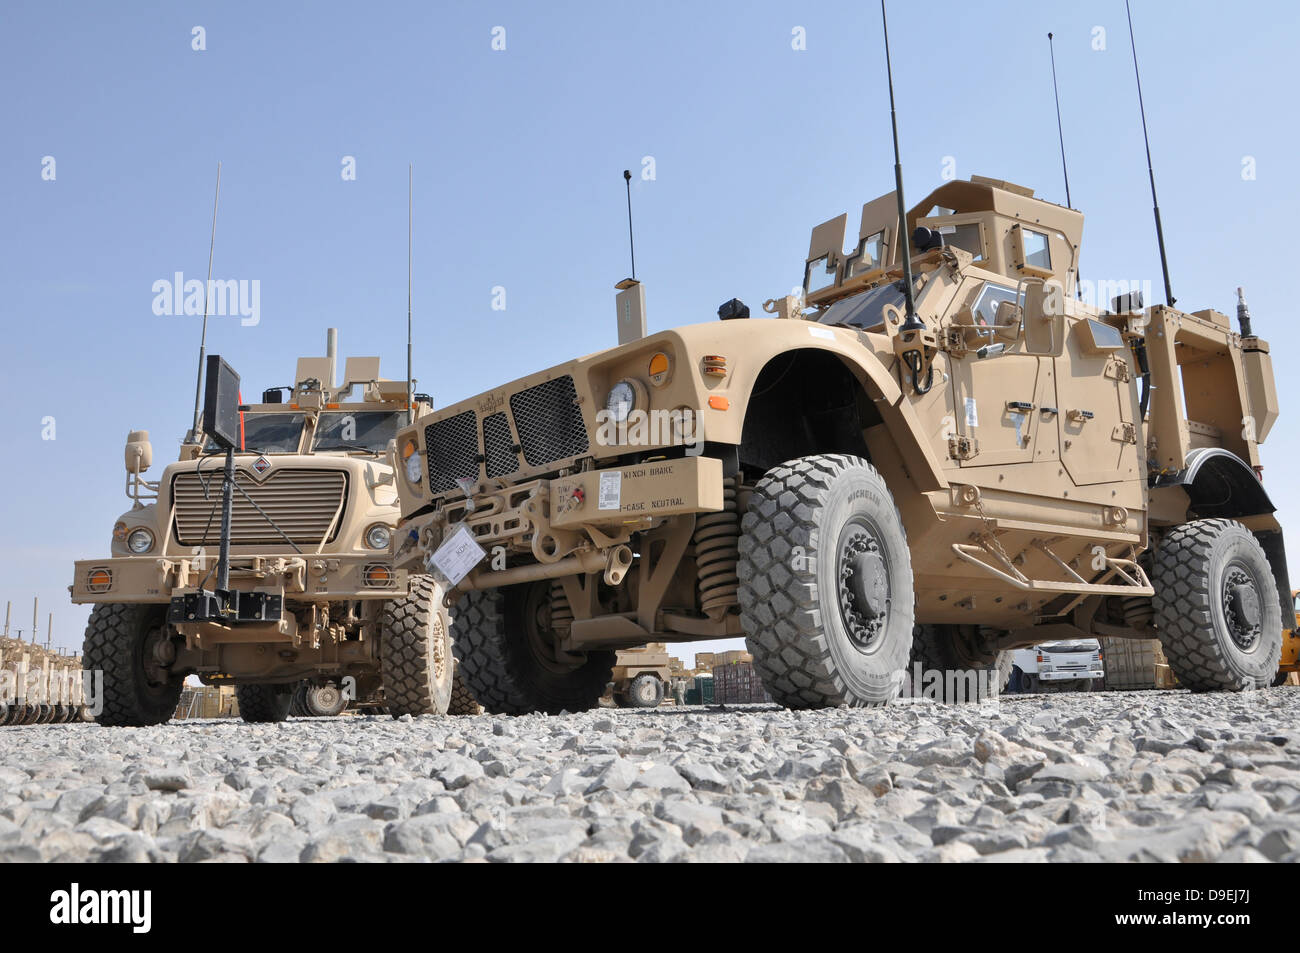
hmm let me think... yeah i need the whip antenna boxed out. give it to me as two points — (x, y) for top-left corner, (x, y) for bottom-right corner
(188, 161), (222, 442)
(623, 169), (637, 281)
(880, 1), (918, 332)
(1125, 0), (1175, 307)
(1047, 32), (1082, 298)
(407, 164), (414, 424)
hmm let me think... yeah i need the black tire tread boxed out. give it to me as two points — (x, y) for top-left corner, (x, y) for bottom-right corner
(452, 587), (614, 715)
(380, 574), (452, 717)
(81, 603), (181, 727)
(737, 453), (912, 709)
(235, 684), (291, 723)
(1153, 518), (1281, 692)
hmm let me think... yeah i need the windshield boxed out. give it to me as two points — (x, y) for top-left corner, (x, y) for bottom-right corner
(817, 282), (908, 331)
(314, 411), (404, 452)
(1040, 640), (1099, 654)
(204, 413), (305, 453)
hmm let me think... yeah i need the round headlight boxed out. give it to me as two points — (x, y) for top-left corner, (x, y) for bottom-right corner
(403, 452), (423, 483)
(365, 523), (393, 551)
(126, 528), (154, 554)
(606, 380), (637, 423)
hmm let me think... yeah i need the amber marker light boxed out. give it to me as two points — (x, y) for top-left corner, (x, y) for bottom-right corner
(648, 352), (671, 386)
(87, 568), (113, 592)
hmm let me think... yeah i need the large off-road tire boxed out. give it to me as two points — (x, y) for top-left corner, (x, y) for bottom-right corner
(624, 673), (665, 709)
(1153, 519), (1282, 692)
(908, 624), (1013, 702)
(380, 574), (454, 718)
(303, 680), (348, 717)
(236, 684), (293, 723)
(82, 603), (184, 727)
(288, 684), (308, 717)
(738, 454), (914, 709)
(447, 667), (482, 715)
(452, 582), (615, 715)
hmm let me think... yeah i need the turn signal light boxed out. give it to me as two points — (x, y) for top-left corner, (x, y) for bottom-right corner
(707, 395), (730, 410)
(702, 355), (727, 378)
(363, 564), (395, 588)
(87, 568), (113, 593)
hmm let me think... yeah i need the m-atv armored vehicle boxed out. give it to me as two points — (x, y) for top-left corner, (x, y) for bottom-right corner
(391, 175), (1286, 712)
(70, 333), (464, 725)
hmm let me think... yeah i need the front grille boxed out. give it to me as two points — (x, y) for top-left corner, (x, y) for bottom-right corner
(424, 410), (480, 494)
(510, 376), (588, 467)
(172, 468), (347, 546)
(482, 412), (518, 478)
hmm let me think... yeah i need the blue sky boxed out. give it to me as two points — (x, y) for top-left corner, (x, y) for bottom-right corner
(3, 0), (1298, 661)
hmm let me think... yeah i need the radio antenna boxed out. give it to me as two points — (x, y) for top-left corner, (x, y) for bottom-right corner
(407, 164), (414, 424)
(1046, 34), (1073, 210)
(1047, 32), (1082, 298)
(880, 1), (918, 331)
(188, 161), (222, 443)
(1125, 0), (1175, 307)
(880, 1), (931, 396)
(623, 170), (637, 281)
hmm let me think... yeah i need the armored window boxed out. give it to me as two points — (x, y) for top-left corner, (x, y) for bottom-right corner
(971, 283), (1018, 327)
(846, 230), (887, 277)
(314, 411), (404, 452)
(205, 413), (305, 454)
(803, 255), (837, 295)
(1022, 228), (1052, 270)
(936, 222), (984, 260)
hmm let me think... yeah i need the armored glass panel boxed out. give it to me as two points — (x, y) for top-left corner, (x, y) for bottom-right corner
(314, 411), (404, 452)
(1023, 228), (1051, 269)
(205, 413), (305, 454)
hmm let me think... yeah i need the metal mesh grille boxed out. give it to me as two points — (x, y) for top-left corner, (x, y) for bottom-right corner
(510, 376), (588, 467)
(482, 412), (518, 479)
(424, 410), (480, 493)
(172, 469), (347, 546)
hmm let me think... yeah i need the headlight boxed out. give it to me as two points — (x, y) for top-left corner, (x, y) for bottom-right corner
(606, 380), (637, 423)
(365, 523), (393, 551)
(126, 528), (154, 554)
(402, 439), (422, 484)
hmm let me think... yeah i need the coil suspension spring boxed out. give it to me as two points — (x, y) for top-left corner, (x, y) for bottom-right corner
(694, 475), (741, 614)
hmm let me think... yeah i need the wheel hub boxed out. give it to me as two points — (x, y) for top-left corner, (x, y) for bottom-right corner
(1223, 568), (1261, 650)
(838, 529), (889, 649)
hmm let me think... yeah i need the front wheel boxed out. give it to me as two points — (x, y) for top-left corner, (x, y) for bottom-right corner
(82, 604), (184, 727)
(380, 574), (454, 717)
(1153, 519), (1282, 691)
(738, 454), (914, 709)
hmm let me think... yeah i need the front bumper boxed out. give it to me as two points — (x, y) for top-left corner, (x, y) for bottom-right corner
(1038, 668), (1104, 681)
(401, 455), (725, 572)
(70, 553), (407, 605)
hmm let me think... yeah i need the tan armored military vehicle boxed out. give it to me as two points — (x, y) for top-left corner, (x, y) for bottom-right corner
(608, 643), (672, 708)
(391, 175), (1285, 712)
(70, 333), (459, 725)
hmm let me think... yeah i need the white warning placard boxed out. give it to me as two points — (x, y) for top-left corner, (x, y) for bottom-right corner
(598, 470), (622, 511)
(427, 524), (487, 586)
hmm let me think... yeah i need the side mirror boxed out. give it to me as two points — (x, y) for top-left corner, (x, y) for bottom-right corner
(991, 300), (1023, 344)
(125, 430), (153, 474)
(1021, 278), (1066, 357)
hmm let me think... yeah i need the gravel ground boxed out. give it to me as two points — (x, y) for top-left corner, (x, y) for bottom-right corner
(2, 688), (1299, 863)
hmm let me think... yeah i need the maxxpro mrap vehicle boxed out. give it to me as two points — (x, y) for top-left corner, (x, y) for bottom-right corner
(70, 334), (458, 725)
(391, 174), (1285, 712)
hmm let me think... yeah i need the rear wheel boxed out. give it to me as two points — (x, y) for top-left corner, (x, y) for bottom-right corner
(1153, 519), (1281, 691)
(625, 673), (665, 708)
(908, 624), (1013, 702)
(82, 604), (184, 727)
(452, 582), (615, 715)
(447, 667), (482, 715)
(236, 684), (293, 723)
(380, 574), (454, 717)
(739, 454), (914, 708)
(303, 680), (347, 717)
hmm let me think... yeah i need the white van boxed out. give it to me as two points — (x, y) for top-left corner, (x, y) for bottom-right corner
(1009, 639), (1104, 693)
